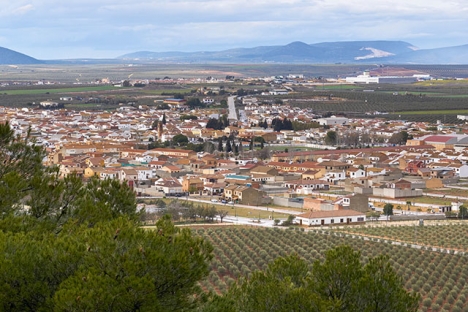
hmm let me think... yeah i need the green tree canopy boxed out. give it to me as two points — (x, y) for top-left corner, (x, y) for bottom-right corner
(458, 205), (467, 219)
(383, 203), (394, 216)
(172, 134), (189, 146)
(325, 130), (337, 145)
(0, 216), (213, 311)
(200, 245), (419, 312)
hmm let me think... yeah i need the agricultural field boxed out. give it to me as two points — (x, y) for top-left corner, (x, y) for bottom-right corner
(335, 222), (468, 251)
(279, 78), (468, 123)
(196, 225), (468, 312)
(1, 63), (468, 121)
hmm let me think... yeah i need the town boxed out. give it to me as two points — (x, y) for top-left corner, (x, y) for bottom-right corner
(3, 73), (468, 227)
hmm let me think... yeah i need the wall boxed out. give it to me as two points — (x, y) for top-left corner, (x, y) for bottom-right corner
(372, 188), (423, 198)
(272, 197), (303, 208)
(154, 169), (192, 179)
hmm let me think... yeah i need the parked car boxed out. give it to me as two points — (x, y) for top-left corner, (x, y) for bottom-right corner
(211, 199), (218, 203)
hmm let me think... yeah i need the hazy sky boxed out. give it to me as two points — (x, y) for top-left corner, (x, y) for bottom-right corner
(1, 0), (467, 59)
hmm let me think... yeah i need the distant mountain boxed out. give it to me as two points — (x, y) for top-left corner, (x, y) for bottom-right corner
(385, 44), (468, 64)
(118, 41), (468, 64)
(0, 47), (42, 64)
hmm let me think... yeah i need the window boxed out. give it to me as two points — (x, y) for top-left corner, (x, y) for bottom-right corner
(331, 219), (334, 224)
(357, 217), (364, 222)
(340, 219), (344, 223)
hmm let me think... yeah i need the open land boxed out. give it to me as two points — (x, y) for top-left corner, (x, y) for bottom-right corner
(1, 64), (468, 123)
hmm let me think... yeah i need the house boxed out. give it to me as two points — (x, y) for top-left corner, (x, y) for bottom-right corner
(295, 209), (366, 226)
(202, 97), (215, 105)
(366, 167), (386, 176)
(120, 168), (138, 182)
(163, 98), (188, 110)
(447, 163), (468, 178)
(346, 167), (366, 179)
(155, 178), (183, 195)
(135, 167), (154, 180)
(85, 167), (119, 180)
(161, 165), (182, 174)
(203, 182), (225, 196)
(223, 185), (269, 205)
(250, 165), (279, 176)
(404, 160), (426, 174)
(182, 177), (204, 194)
(335, 193), (369, 213)
(282, 179), (330, 195)
(388, 179), (412, 190)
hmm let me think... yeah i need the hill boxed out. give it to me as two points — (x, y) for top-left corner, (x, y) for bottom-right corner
(118, 40), (468, 64)
(0, 47), (42, 64)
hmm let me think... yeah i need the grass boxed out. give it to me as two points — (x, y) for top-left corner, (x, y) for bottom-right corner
(394, 109), (468, 115)
(2, 85), (118, 95)
(416, 79), (468, 86)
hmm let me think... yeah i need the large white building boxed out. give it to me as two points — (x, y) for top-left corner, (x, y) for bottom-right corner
(345, 71), (420, 84)
(295, 209), (366, 226)
(316, 116), (349, 126)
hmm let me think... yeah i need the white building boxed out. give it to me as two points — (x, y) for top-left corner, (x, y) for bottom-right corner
(316, 116), (349, 126)
(295, 209), (366, 226)
(345, 71), (419, 84)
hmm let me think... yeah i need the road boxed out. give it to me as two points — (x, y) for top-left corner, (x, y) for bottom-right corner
(183, 197), (303, 216)
(227, 96), (238, 121)
(137, 196), (302, 219)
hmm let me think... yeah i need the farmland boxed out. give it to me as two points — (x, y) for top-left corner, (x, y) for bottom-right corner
(1, 63), (468, 122)
(196, 224), (468, 311)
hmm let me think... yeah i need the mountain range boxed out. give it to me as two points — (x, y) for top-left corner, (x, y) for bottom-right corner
(1, 41), (468, 64)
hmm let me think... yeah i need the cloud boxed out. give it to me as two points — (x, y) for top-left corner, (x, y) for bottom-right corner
(1, 0), (467, 59)
(12, 4), (34, 15)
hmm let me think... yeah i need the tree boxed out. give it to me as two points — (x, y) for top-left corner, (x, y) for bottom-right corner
(218, 210), (229, 223)
(458, 205), (468, 219)
(388, 131), (410, 145)
(0, 121), (45, 215)
(312, 245), (363, 311)
(383, 203), (394, 216)
(151, 119), (159, 130)
(200, 246), (419, 312)
(172, 134), (189, 146)
(325, 131), (337, 145)
(217, 138), (223, 152)
(357, 254), (420, 311)
(0, 216), (213, 311)
(225, 140), (232, 153)
(203, 141), (215, 154)
(187, 98), (204, 108)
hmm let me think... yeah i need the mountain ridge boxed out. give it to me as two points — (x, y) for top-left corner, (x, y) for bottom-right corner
(1, 41), (467, 64)
(118, 40), (468, 64)
(0, 47), (42, 64)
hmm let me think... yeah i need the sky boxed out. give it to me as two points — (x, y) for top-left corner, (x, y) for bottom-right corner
(1, 0), (467, 60)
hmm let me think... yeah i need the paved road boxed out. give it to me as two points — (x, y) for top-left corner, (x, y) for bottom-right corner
(227, 96), (238, 121)
(137, 196), (302, 218)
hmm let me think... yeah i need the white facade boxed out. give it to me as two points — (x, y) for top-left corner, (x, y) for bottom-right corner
(296, 210), (365, 226)
(316, 117), (349, 126)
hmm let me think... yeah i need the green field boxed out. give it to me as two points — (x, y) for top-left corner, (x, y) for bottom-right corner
(395, 109), (468, 115)
(1, 85), (118, 95)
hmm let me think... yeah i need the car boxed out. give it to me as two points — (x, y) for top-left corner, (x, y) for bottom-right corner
(221, 199), (227, 204)
(228, 201), (234, 205)
(211, 199), (218, 203)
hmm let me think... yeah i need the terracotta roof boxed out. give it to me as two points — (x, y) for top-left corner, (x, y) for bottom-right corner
(424, 136), (456, 143)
